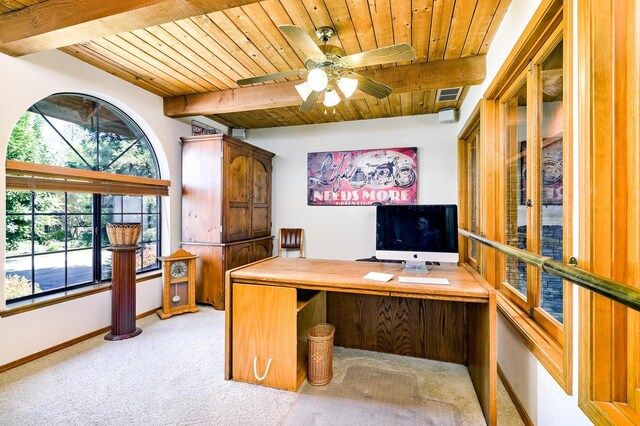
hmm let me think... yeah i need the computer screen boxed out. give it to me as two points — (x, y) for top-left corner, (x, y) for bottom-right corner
(375, 204), (459, 266)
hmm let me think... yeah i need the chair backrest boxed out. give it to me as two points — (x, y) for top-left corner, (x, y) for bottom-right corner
(278, 228), (304, 257)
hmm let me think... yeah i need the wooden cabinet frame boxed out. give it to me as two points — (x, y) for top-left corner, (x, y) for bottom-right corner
(577, 0), (640, 422)
(181, 134), (275, 309)
(458, 104), (481, 274)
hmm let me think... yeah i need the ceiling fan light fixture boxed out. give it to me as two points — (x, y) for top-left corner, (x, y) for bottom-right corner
(295, 82), (313, 101)
(337, 76), (358, 98)
(308, 68), (328, 91)
(323, 87), (341, 107)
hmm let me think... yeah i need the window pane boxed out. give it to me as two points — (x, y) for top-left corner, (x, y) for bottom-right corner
(101, 249), (112, 281)
(100, 215), (111, 248)
(68, 193), (93, 213)
(6, 190), (32, 214)
(144, 196), (158, 213)
(140, 242), (159, 271)
(105, 138), (158, 178)
(6, 112), (49, 164)
(121, 214), (142, 225)
(34, 252), (65, 292)
(101, 195), (117, 215)
(6, 214), (32, 257)
(67, 215), (93, 249)
(6, 258), (36, 299)
(102, 195), (143, 217)
(504, 79), (528, 296)
(68, 248), (94, 286)
(35, 192), (65, 214)
(539, 41), (564, 323)
(122, 196), (143, 214)
(47, 116), (97, 170)
(11, 110), (88, 169)
(142, 214), (158, 242)
(34, 215), (64, 254)
(98, 131), (138, 172)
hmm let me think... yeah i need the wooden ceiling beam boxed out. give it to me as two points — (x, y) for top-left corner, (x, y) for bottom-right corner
(0, 0), (262, 56)
(163, 55), (486, 117)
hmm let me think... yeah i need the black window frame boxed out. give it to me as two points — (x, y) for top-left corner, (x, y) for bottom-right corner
(5, 93), (162, 304)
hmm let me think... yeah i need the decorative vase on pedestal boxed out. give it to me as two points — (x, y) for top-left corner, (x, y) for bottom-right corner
(105, 223), (143, 341)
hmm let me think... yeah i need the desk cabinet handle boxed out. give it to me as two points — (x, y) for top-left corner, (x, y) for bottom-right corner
(253, 356), (272, 382)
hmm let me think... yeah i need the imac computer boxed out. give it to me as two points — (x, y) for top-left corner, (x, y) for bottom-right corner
(375, 204), (459, 273)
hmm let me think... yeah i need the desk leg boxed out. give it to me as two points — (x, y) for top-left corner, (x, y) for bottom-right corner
(224, 270), (233, 380)
(467, 292), (497, 426)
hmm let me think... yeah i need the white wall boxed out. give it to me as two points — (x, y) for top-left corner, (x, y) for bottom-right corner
(459, 0), (544, 125)
(0, 49), (188, 365)
(247, 114), (459, 261)
(457, 0), (592, 424)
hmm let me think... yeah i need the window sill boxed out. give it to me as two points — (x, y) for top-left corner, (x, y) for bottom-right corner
(0, 271), (161, 318)
(496, 291), (568, 392)
(580, 401), (640, 425)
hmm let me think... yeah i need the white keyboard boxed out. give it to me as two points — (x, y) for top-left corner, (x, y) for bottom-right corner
(398, 276), (450, 285)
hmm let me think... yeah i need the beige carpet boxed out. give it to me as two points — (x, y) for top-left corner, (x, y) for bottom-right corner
(0, 306), (523, 425)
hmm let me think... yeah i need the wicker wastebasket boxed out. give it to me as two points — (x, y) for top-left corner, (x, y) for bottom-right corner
(307, 323), (335, 386)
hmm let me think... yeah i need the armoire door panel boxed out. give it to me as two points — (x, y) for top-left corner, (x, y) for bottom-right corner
(226, 206), (251, 241)
(251, 207), (270, 237)
(252, 155), (270, 204)
(225, 144), (251, 202)
(181, 138), (222, 244)
(251, 153), (272, 238)
(224, 142), (251, 241)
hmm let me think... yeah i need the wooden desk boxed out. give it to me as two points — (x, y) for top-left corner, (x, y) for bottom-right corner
(225, 257), (496, 425)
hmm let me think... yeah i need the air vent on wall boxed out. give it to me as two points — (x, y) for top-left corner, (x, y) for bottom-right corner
(231, 128), (248, 140)
(436, 87), (462, 103)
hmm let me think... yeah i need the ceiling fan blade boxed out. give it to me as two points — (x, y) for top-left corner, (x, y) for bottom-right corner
(237, 69), (308, 86)
(342, 44), (416, 68)
(352, 73), (393, 99)
(279, 25), (325, 62)
(299, 90), (321, 112)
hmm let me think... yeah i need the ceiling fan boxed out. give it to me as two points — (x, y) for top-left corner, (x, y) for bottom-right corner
(236, 25), (416, 111)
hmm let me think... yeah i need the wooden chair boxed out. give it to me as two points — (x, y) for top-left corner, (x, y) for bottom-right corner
(278, 228), (304, 257)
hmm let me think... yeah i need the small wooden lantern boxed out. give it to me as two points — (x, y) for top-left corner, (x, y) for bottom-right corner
(157, 249), (199, 319)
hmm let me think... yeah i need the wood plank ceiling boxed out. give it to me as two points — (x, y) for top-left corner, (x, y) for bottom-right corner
(2, 0), (511, 129)
(0, 0), (46, 14)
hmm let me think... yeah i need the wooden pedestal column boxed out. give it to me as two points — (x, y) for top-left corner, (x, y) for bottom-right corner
(105, 245), (142, 341)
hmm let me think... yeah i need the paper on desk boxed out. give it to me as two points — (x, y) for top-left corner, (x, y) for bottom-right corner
(363, 272), (394, 282)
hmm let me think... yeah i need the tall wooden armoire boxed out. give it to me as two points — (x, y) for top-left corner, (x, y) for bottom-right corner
(180, 134), (275, 310)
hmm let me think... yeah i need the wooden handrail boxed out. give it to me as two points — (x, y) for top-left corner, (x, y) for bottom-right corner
(458, 228), (640, 312)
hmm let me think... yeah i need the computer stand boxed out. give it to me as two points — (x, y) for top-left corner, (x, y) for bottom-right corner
(403, 260), (429, 274)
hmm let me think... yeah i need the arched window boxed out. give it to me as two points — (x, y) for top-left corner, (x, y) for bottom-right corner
(5, 93), (162, 303)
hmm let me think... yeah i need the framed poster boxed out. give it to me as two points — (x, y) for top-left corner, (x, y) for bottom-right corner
(307, 147), (418, 206)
